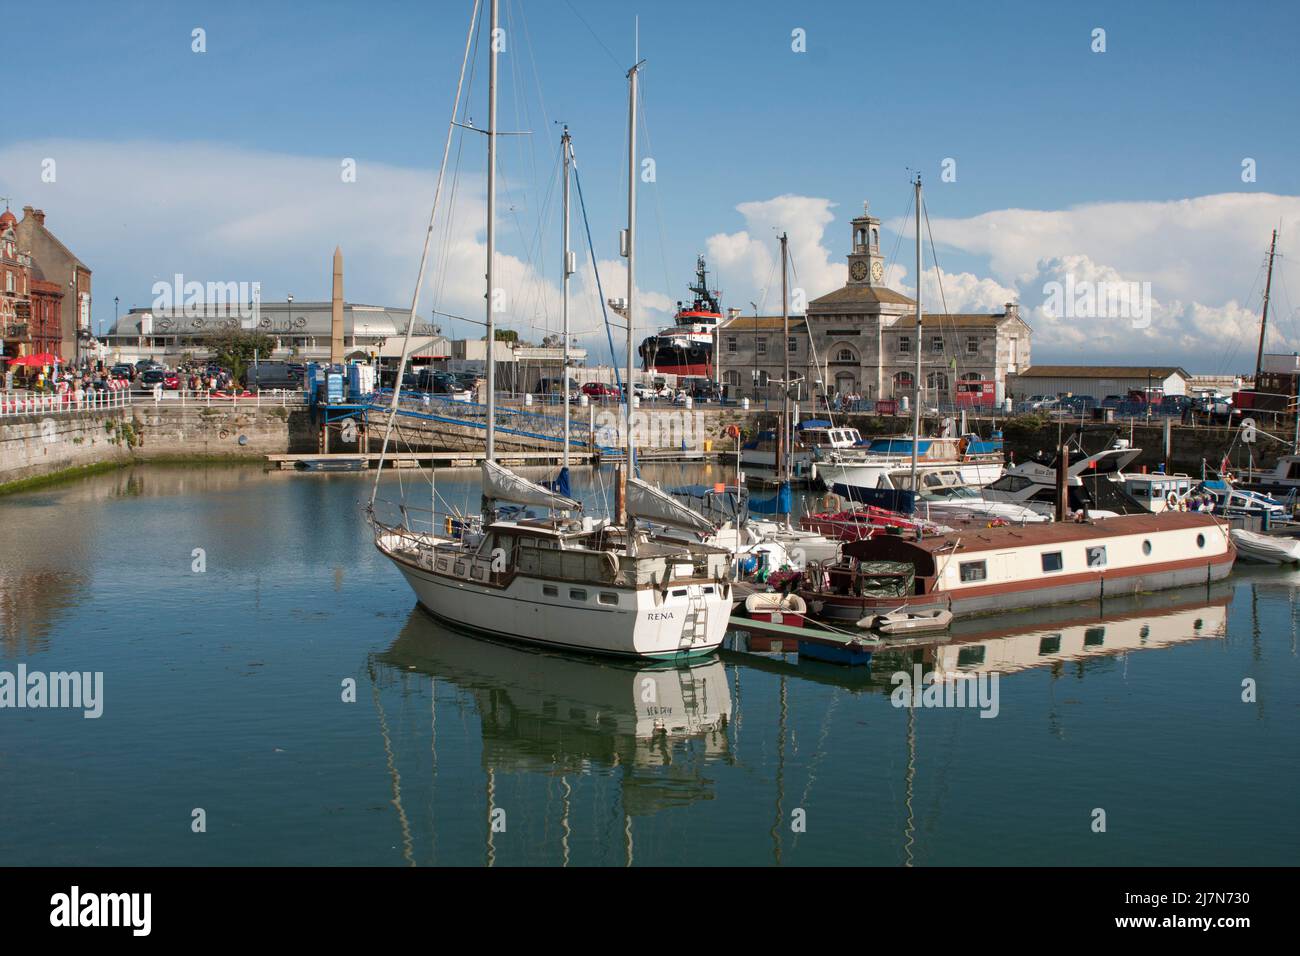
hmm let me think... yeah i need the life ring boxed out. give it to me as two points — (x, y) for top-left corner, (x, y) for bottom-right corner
(725, 423), (741, 440)
(1166, 491), (1179, 510)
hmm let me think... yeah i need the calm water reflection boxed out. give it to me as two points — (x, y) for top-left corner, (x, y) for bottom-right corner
(0, 463), (1297, 865)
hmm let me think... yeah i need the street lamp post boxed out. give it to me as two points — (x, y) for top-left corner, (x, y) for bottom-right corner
(286, 294), (293, 362)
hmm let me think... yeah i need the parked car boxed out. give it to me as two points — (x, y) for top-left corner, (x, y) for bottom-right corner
(581, 382), (619, 400)
(164, 371), (181, 390)
(1100, 394), (1125, 409)
(631, 383), (657, 401)
(138, 367), (167, 390)
(537, 377), (580, 398)
(245, 362), (303, 391)
(110, 363), (134, 381)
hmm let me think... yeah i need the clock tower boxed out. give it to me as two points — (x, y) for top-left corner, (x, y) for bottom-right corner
(847, 201), (885, 286)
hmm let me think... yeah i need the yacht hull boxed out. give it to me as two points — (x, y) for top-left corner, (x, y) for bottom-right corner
(381, 542), (731, 659)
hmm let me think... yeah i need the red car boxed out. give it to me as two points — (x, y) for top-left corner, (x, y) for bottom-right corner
(581, 382), (619, 400)
(164, 372), (181, 390)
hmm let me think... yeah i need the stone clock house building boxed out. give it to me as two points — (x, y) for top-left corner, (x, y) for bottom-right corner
(717, 202), (1031, 406)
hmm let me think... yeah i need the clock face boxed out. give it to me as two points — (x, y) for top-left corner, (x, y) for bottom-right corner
(871, 260), (884, 282)
(850, 260), (868, 281)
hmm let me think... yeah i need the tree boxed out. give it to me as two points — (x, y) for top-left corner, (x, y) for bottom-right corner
(207, 329), (276, 382)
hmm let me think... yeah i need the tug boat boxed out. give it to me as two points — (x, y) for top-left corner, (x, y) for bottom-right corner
(798, 511), (1235, 622)
(638, 256), (723, 377)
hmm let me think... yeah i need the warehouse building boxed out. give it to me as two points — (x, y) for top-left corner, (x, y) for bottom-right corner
(1006, 365), (1191, 402)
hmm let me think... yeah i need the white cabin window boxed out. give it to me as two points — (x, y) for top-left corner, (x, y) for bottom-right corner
(1142, 540), (1153, 556)
(598, 592), (619, 606)
(959, 560), (987, 582)
(1039, 634), (1062, 655)
(1196, 534), (1206, 549)
(1086, 545), (1107, 568)
(1041, 551), (1064, 573)
(569, 588), (587, 602)
(543, 585), (559, 596)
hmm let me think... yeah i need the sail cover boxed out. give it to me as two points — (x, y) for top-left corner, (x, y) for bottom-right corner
(626, 477), (714, 533)
(482, 460), (581, 511)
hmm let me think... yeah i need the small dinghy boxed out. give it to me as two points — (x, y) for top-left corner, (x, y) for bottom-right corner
(744, 592), (807, 627)
(860, 607), (954, 635)
(1230, 528), (1300, 564)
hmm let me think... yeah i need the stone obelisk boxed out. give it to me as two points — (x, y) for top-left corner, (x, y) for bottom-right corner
(330, 246), (345, 364)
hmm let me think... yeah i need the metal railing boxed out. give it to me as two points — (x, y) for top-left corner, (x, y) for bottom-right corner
(145, 388), (309, 408)
(0, 388), (133, 419)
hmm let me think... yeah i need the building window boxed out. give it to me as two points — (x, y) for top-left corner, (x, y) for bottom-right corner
(967, 336), (979, 354)
(894, 371), (914, 390)
(1041, 551), (1064, 573)
(898, 336), (910, 354)
(726, 336), (737, 353)
(788, 336), (797, 353)
(756, 338), (767, 355)
(756, 370), (769, 387)
(837, 349), (855, 362)
(724, 370), (740, 386)
(959, 560), (987, 582)
(927, 371), (948, 391)
(931, 336), (943, 353)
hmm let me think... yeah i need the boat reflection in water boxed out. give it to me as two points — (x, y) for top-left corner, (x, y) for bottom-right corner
(867, 583), (1234, 681)
(371, 608), (733, 862)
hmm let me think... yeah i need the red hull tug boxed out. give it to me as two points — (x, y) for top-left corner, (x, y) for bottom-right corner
(638, 256), (723, 378)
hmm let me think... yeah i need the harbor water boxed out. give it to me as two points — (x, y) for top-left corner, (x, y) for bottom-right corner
(1, 462), (1297, 865)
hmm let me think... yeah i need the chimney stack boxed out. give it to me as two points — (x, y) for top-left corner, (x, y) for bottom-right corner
(330, 246), (345, 365)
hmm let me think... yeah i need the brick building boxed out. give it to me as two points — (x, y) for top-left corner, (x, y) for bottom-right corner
(12, 206), (92, 363)
(1, 207), (33, 361)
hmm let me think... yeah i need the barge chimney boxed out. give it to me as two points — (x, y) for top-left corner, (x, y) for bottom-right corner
(1056, 444), (1069, 522)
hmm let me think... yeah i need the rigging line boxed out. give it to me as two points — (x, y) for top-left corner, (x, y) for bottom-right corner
(369, 0), (482, 508)
(573, 163), (623, 394)
(887, 189), (914, 286)
(636, 77), (675, 304)
(1221, 246), (1272, 377)
(562, 0), (623, 67)
(922, 197), (969, 395)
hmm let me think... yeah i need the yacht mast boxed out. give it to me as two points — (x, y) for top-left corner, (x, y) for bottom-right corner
(624, 56), (645, 532)
(780, 231), (791, 517)
(484, 0), (499, 466)
(909, 175), (923, 499)
(561, 126), (573, 469)
(1252, 228), (1279, 386)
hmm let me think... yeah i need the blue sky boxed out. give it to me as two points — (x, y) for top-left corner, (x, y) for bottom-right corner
(5, 0), (1299, 370)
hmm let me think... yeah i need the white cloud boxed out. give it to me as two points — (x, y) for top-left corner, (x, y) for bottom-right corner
(0, 138), (662, 364)
(714, 190), (1300, 371)
(706, 195), (844, 313)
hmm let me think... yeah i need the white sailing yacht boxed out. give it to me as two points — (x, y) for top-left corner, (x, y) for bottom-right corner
(370, 3), (731, 659)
